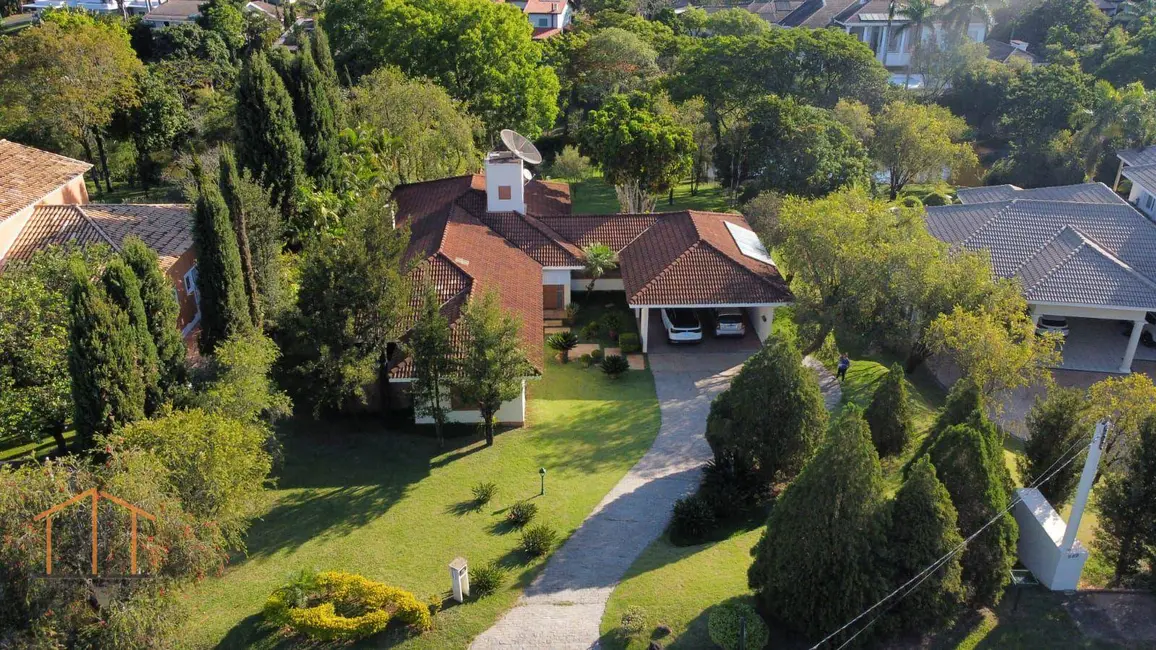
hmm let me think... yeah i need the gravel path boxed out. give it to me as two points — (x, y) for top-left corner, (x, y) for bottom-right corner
(470, 353), (840, 649)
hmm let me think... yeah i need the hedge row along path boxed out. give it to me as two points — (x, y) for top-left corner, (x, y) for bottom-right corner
(470, 352), (841, 649)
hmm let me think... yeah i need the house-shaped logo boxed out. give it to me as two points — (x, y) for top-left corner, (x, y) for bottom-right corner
(33, 488), (156, 577)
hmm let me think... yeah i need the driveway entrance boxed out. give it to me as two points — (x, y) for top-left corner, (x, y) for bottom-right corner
(645, 308), (764, 355)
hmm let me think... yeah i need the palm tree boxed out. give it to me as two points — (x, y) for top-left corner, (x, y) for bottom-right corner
(581, 243), (618, 302)
(938, 0), (1000, 40)
(898, 0), (937, 89)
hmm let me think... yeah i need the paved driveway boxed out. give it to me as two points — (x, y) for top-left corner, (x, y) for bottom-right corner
(469, 352), (754, 649)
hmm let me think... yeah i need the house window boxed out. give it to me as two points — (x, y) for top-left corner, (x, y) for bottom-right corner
(886, 28), (903, 53)
(1145, 192), (1155, 212)
(183, 265), (200, 307)
(537, 17), (548, 26)
(498, 185), (512, 200)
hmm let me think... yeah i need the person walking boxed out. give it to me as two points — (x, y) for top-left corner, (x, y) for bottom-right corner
(836, 353), (850, 382)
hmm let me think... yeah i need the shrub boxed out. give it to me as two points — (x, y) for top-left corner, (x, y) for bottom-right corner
(670, 493), (717, 541)
(922, 191), (952, 206)
(521, 523), (558, 557)
(564, 302), (579, 325)
(619, 606), (648, 639)
(506, 500), (538, 528)
(601, 354), (630, 379)
(470, 562), (507, 598)
(602, 311), (625, 339)
(898, 195), (924, 208)
(547, 331), (579, 363)
(580, 321), (601, 340)
(865, 363), (913, 457)
(707, 602), (769, 650)
(619, 332), (640, 354)
(264, 571), (432, 641)
(699, 453), (770, 519)
(590, 347), (605, 361)
(471, 481), (498, 507)
(578, 353), (593, 366)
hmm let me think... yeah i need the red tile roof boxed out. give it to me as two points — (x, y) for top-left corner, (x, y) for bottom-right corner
(0, 140), (91, 224)
(5, 204), (193, 270)
(532, 27), (563, 39)
(523, 0), (565, 13)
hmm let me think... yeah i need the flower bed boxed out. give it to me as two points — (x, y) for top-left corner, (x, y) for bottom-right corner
(264, 571), (432, 642)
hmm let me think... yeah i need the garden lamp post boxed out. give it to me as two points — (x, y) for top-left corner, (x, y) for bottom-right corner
(539, 467), (546, 496)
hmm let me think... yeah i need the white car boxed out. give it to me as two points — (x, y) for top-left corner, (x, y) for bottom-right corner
(661, 308), (703, 343)
(714, 309), (746, 337)
(1036, 316), (1070, 338)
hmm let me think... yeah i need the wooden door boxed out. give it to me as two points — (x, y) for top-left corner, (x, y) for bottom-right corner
(543, 285), (564, 310)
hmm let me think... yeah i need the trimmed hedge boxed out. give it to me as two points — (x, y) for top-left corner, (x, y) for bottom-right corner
(707, 602), (769, 650)
(619, 332), (640, 354)
(264, 571), (432, 641)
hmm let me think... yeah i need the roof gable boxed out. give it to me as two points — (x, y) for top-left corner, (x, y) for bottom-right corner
(0, 140), (92, 224)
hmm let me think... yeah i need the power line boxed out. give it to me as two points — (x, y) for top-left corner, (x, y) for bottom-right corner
(808, 431), (1096, 650)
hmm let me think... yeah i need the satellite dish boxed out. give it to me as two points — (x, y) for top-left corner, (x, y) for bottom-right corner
(500, 129), (543, 165)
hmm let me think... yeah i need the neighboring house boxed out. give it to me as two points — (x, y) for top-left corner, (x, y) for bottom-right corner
(985, 39), (1037, 65)
(388, 148), (792, 424)
(1115, 146), (1156, 220)
(497, 0), (572, 38)
(929, 181), (1156, 374)
(22, 0), (163, 15)
(0, 140), (201, 340)
(141, 0), (200, 26)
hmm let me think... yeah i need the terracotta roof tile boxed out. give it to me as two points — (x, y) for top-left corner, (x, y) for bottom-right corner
(5, 203), (192, 270)
(0, 140), (91, 224)
(537, 213), (658, 250)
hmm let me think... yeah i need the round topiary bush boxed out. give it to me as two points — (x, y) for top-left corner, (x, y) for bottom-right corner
(898, 194), (924, 208)
(707, 602), (769, 650)
(921, 191), (952, 206)
(264, 571), (432, 642)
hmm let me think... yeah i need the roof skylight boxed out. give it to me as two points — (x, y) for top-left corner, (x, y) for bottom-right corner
(725, 221), (774, 265)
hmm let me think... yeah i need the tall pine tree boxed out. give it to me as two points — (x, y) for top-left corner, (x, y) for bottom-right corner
(884, 456), (966, 635)
(866, 363), (914, 457)
(121, 236), (187, 393)
(219, 148), (263, 329)
(749, 406), (887, 643)
(67, 262), (146, 446)
(1019, 387), (1088, 507)
(101, 257), (162, 414)
(928, 419), (1017, 607)
(292, 42), (340, 187)
(310, 21), (338, 87)
(1095, 415), (1156, 584)
(192, 168), (252, 355)
(235, 51), (304, 220)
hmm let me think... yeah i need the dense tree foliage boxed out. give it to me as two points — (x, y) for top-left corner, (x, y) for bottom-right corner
(1002, 0), (1109, 55)
(866, 364), (914, 457)
(749, 406), (886, 642)
(289, 42), (342, 187)
(705, 335), (827, 483)
(219, 148), (264, 329)
(1019, 387), (1088, 506)
(456, 291), (531, 446)
(325, 0), (559, 138)
(410, 286), (455, 447)
(575, 27), (659, 106)
(100, 257), (163, 414)
(883, 457), (966, 635)
(1094, 415), (1156, 585)
(192, 167), (252, 355)
(869, 102), (978, 199)
(235, 51), (305, 220)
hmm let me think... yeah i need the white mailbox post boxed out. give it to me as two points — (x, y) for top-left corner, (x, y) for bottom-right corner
(449, 557), (469, 603)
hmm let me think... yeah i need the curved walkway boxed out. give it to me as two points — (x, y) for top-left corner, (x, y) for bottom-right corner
(470, 353), (841, 649)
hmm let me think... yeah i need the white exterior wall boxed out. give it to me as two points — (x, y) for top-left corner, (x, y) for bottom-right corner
(1014, 488), (1088, 591)
(484, 155), (526, 214)
(746, 306), (776, 342)
(1128, 183), (1156, 218)
(543, 268), (573, 306)
(1029, 303), (1148, 321)
(414, 381), (527, 425)
(571, 278), (624, 292)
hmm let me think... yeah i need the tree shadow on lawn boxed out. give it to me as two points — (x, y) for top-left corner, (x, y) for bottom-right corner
(527, 398), (661, 478)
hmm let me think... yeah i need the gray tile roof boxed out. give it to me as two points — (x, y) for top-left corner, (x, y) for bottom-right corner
(925, 199), (1156, 310)
(955, 182), (1125, 205)
(1118, 146), (1156, 167)
(1122, 164), (1156, 194)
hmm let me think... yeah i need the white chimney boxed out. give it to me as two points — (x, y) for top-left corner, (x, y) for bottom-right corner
(485, 152), (525, 214)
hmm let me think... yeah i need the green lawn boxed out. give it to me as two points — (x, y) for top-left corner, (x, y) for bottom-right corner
(0, 431), (77, 462)
(569, 176), (734, 214)
(179, 351), (661, 649)
(85, 181), (183, 204)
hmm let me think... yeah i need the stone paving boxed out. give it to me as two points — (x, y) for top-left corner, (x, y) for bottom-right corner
(470, 352), (841, 649)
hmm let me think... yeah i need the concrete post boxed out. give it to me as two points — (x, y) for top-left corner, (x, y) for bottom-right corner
(1120, 318), (1144, 373)
(640, 307), (649, 354)
(1062, 422), (1106, 551)
(1113, 159), (1125, 192)
(1029, 305), (1041, 325)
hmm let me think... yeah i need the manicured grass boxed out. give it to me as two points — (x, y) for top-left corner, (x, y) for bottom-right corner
(569, 175), (734, 214)
(179, 352), (661, 649)
(0, 431), (77, 462)
(930, 590), (1121, 650)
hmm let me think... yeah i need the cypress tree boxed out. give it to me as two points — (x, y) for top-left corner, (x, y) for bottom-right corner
(235, 51), (304, 220)
(749, 406), (887, 642)
(866, 363), (914, 457)
(121, 236), (187, 393)
(67, 262), (146, 446)
(884, 456), (966, 635)
(101, 257), (162, 415)
(219, 148), (263, 329)
(1094, 415), (1156, 584)
(293, 42), (340, 186)
(1019, 387), (1088, 507)
(907, 378), (985, 470)
(928, 421), (1017, 607)
(192, 168), (252, 355)
(310, 21), (338, 87)
(705, 335), (828, 483)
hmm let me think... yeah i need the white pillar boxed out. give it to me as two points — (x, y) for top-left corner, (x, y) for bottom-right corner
(1062, 422), (1107, 551)
(1030, 304), (1041, 325)
(640, 307), (649, 354)
(1120, 318), (1144, 373)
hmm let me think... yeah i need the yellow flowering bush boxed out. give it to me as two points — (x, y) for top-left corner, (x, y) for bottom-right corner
(264, 570), (432, 641)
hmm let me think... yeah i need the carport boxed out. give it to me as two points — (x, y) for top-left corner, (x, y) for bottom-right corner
(636, 303), (783, 353)
(1031, 307), (1156, 374)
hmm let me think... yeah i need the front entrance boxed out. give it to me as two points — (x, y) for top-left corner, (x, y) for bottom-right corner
(543, 284), (565, 310)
